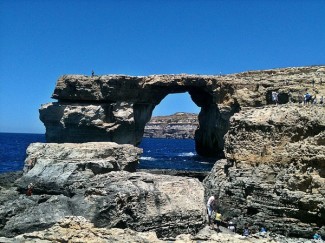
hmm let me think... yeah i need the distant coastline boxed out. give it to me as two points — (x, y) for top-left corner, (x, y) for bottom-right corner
(144, 112), (198, 139)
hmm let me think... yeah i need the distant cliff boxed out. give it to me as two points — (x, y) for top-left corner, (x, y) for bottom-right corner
(144, 112), (198, 139)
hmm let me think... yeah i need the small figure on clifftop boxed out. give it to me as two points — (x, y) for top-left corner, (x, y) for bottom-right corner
(272, 91), (278, 105)
(288, 91), (293, 103)
(304, 92), (312, 105)
(206, 196), (216, 229)
(91, 70), (95, 77)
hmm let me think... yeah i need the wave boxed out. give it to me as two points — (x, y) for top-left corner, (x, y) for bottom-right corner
(199, 161), (212, 164)
(140, 156), (157, 161)
(177, 152), (196, 157)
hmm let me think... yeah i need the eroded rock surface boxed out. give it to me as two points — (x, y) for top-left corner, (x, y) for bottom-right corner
(1, 216), (316, 243)
(1, 158), (205, 238)
(2, 216), (163, 243)
(204, 105), (325, 238)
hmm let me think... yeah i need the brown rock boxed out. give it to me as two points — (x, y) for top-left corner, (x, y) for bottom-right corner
(204, 105), (325, 238)
(17, 142), (142, 195)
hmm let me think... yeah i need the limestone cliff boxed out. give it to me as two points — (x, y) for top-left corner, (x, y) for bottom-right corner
(144, 112), (198, 139)
(204, 105), (325, 238)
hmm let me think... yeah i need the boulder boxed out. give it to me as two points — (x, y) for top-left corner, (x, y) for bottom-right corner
(70, 171), (205, 238)
(1, 170), (205, 238)
(204, 105), (325, 238)
(16, 142), (142, 195)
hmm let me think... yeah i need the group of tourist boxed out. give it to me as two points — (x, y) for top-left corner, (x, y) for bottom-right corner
(303, 92), (324, 105)
(206, 196), (323, 240)
(271, 90), (324, 106)
(271, 76), (324, 106)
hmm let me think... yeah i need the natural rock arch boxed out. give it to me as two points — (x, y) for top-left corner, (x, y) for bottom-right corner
(40, 75), (238, 157)
(40, 66), (323, 157)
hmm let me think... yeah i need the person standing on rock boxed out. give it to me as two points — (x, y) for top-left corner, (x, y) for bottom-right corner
(272, 91), (278, 105)
(26, 182), (34, 196)
(214, 210), (223, 232)
(206, 196), (216, 229)
(243, 224), (250, 237)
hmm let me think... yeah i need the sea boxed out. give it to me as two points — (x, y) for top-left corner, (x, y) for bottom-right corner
(0, 133), (216, 174)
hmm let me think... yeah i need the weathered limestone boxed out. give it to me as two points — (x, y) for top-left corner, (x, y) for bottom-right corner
(204, 105), (325, 238)
(40, 66), (325, 157)
(10, 216), (163, 243)
(16, 142), (142, 195)
(1, 216), (317, 243)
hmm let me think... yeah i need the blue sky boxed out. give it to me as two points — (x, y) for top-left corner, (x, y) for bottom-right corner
(0, 0), (324, 134)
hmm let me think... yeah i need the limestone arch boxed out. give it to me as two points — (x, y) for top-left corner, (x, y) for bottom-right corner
(41, 74), (240, 158)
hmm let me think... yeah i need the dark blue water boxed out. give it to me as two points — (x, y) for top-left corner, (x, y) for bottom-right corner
(0, 133), (45, 173)
(0, 133), (215, 173)
(139, 138), (216, 171)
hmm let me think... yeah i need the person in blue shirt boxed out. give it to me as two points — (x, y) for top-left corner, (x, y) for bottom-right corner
(313, 232), (322, 240)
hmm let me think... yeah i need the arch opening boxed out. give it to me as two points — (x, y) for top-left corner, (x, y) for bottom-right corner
(136, 90), (225, 172)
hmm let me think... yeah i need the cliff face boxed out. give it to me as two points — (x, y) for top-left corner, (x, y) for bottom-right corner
(204, 105), (325, 237)
(143, 112), (198, 139)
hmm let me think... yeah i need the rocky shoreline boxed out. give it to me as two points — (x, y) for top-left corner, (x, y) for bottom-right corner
(0, 66), (324, 242)
(1, 104), (323, 242)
